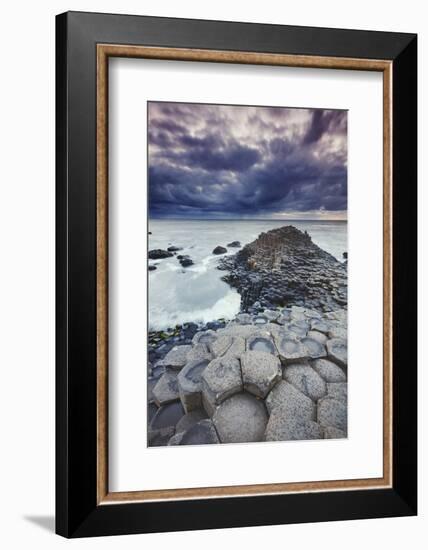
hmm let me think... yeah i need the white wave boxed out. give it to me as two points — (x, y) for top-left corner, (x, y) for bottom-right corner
(149, 289), (240, 331)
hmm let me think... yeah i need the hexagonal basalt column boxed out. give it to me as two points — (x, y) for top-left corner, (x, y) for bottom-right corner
(192, 329), (217, 346)
(283, 364), (327, 401)
(246, 334), (277, 355)
(213, 393), (268, 443)
(274, 334), (309, 364)
(317, 397), (347, 432)
(152, 370), (180, 406)
(201, 356), (243, 416)
(265, 415), (323, 441)
(300, 337), (327, 359)
(156, 344), (192, 370)
(240, 351), (282, 398)
(177, 359), (210, 413)
(266, 380), (316, 421)
(326, 338), (347, 368)
(312, 358), (347, 382)
(179, 419), (220, 445)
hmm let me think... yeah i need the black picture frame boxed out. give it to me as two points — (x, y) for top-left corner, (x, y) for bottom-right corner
(56, 11), (417, 538)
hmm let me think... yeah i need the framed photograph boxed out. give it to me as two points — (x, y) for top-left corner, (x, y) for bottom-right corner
(56, 11), (417, 538)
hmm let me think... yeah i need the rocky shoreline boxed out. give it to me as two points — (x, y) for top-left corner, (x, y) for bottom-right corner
(148, 226), (348, 447)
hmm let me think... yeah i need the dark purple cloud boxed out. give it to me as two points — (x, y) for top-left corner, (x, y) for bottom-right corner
(148, 102), (347, 219)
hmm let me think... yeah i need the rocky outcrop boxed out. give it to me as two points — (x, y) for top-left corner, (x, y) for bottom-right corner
(218, 225), (347, 312)
(227, 241), (241, 248)
(148, 305), (348, 446)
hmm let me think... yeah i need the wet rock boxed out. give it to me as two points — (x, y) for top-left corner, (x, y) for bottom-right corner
(246, 335), (277, 355)
(156, 344), (192, 370)
(254, 315), (268, 325)
(152, 371), (180, 406)
(266, 380), (316, 421)
(326, 338), (347, 368)
(312, 358), (347, 382)
(148, 265), (157, 271)
(178, 359), (210, 413)
(179, 257), (194, 267)
(324, 426), (346, 439)
(241, 351), (281, 398)
(318, 397), (347, 431)
(148, 249), (173, 259)
(167, 245), (183, 252)
(213, 393), (268, 443)
(213, 246), (227, 255)
(201, 356), (243, 415)
(227, 241), (241, 248)
(265, 416), (323, 441)
(327, 382), (348, 403)
(283, 364), (327, 401)
(301, 337), (327, 359)
(176, 409), (208, 433)
(180, 419), (220, 445)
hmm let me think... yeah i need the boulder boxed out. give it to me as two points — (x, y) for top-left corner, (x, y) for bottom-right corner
(148, 265), (157, 271)
(152, 371), (180, 406)
(326, 338), (347, 368)
(213, 393), (268, 443)
(265, 416), (323, 441)
(177, 359), (210, 413)
(317, 397), (347, 432)
(213, 246), (227, 255)
(240, 351), (282, 398)
(266, 380), (316, 421)
(167, 245), (183, 252)
(201, 356), (243, 415)
(180, 419), (220, 445)
(156, 344), (192, 369)
(179, 257), (194, 267)
(283, 364), (327, 401)
(312, 358), (347, 383)
(148, 249), (173, 259)
(227, 241), (241, 248)
(327, 382), (348, 403)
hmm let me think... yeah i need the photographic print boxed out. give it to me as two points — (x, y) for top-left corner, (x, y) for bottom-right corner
(147, 101), (348, 447)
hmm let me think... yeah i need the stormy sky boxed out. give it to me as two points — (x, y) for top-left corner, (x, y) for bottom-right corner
(148, 102), (347, 220)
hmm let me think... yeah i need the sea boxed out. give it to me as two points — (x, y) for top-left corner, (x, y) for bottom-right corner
(148, 219), (347, 331)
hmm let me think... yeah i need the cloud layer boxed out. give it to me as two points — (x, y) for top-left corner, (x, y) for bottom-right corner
(148, 102), (347, 219)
